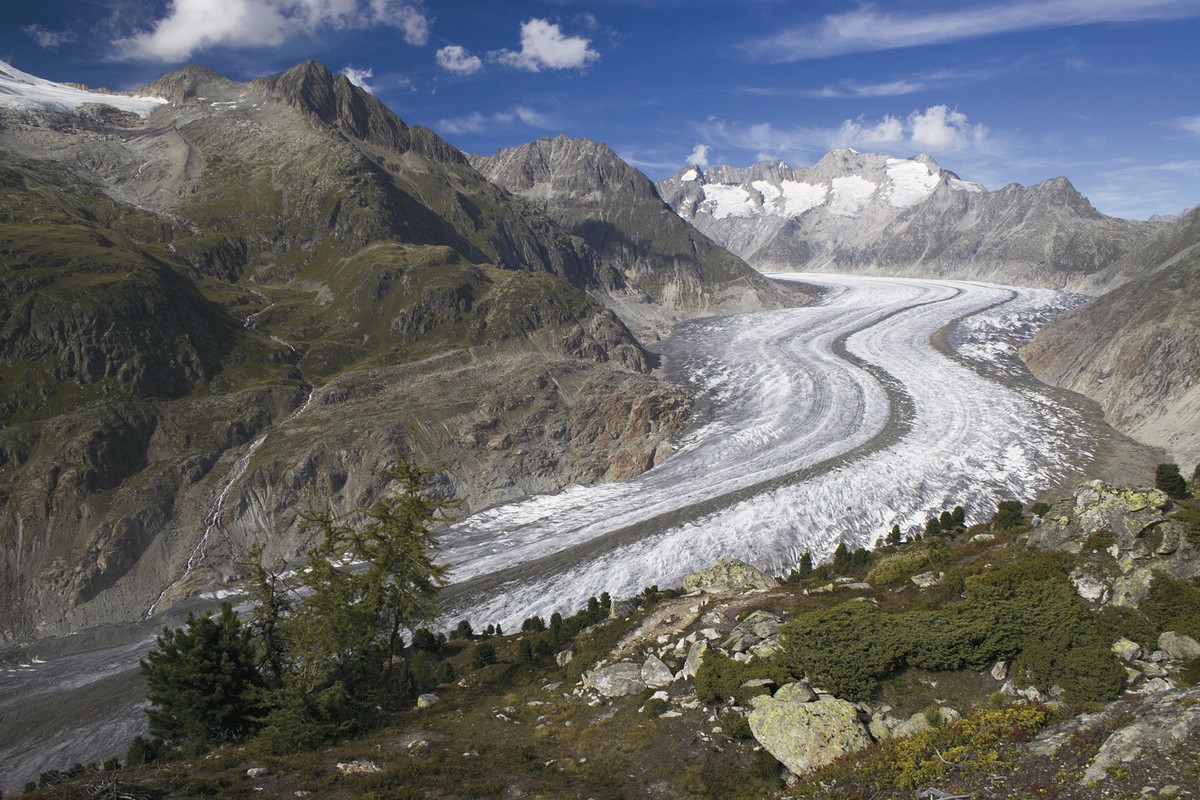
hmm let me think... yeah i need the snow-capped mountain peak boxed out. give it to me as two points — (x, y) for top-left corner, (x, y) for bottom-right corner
(0, 60), (166, 117)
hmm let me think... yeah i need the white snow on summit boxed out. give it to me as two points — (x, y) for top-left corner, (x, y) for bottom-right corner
(703, 183), (757, 219)
(0, 60), (166, 117)
(886, 158), (940, 208)
(680, 168), (699, 182)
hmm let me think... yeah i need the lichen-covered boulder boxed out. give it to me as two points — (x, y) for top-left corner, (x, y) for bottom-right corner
(1081, 686), (1200, 784)
(681, 640), (708, 679)
(1031, 482), (1174, 554)
(583, 662), (646, 697)
(748, 695), (870, 776)
(684, 557), (777, 594)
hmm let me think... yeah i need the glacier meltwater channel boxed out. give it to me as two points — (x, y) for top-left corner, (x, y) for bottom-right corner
(439, 274), (1091, 629)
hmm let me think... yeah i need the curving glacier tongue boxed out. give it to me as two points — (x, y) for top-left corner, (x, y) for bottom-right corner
(441, 274), (1096, 629)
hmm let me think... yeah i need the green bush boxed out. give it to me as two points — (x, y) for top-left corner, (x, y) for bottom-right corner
(1086, 529), (1118, 550)
(1156, 463), (1188, 499)
(781, 603), (905, 701)
(866, 549), (930, 586)
(719, 710), (753, 740)
(1095, 605), (1155, 651)
(470, 641), (498, 669)
(642, 697), (669, 717)
(1141, 573), (1200, 639)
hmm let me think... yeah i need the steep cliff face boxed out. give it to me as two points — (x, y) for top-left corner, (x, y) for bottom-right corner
(471, 135), (799, 336)
(1022, 207), (1200, 469)
(0, 62), (697, 642)
(657, 150), (1157, 292)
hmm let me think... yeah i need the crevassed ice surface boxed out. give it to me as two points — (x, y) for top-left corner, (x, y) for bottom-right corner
(442, 274), (1093, 629)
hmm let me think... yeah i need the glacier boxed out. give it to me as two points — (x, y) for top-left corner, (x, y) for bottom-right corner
(440, 274), (1096, 630)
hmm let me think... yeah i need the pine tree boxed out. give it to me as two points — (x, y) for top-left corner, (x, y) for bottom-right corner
(799, 551), (813, 577)
(991, 500), (1024, 531)
(140, 602), (261, 748)
(1156, 463), (1188, 499)
(832, 542), (851, 574)
(951, 506), (966, 529)
(887, 524), (902, 546)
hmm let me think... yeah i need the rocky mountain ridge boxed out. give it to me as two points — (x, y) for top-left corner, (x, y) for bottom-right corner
(0, 60), (778, 642)
(1022, 205), (1200, 468)
(470, 135), (799, 337)
(657, 149), (1161, 292)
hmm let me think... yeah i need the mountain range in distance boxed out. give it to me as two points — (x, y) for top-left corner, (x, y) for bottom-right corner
(0, 58), (1197, 645)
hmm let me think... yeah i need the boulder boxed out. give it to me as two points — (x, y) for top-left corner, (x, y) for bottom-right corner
(892, 711), (932, 739)
(991, 660), (1009, 681)
(1111, 638), (1143, 662)
(681, 640), (708, 679)
(741, 610), (783, 639)
(749, 695), (870, 776)
(1159, 631), (1200, 661)
(684, 557), (777, 594)
(416, 692), (439, 709)
(748, 635), (785, 659)
(641, 654), (675, 689)
(911, 571), (940, 588)
(583, 662), (646, 697)
(1070, 569), (1109, 604)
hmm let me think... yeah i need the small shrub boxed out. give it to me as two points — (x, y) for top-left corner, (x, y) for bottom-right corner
(1141, 574), (1200, 639)
(1095, 605), (1154, 652)
(1178, 658), (1200, 687)
(866, 549), (930, 586)
(719, 710), (753, 740)
(1031, 501), (1051, 517)
(642, 697), (669, 717)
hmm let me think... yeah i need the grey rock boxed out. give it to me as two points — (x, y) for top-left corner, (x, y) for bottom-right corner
(416, 692), (439, 709)
(991, 660), (1009, 681)
(1112, 638), (1143, 661)
(892, 711), (932, 739)
(748, 635), (786, 660)
(246, 767), (270, 778)
(773, 682), (817, 703)
(681, 640), (708, 679)
(911, 571), (940, 588)
(641, 654), (675, 689)
(583, 662), (646, 697)
(1159, 631), (1200, 660)
(336, 760), (383, 775)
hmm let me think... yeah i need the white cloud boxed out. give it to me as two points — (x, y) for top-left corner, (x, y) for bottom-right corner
(437, 45), (482, 75)
(701, 106), (989, 162)
(117, 0), (430, 61)
(492, 18), (599, 72)
(23, 24), (76, 48)
(687, 143), (711, 167)
(341, 65), (374, 92)
(910, 106), (987, 150)
(813, 79), (927, 98)
(1174, 115), (1200, 137)
(747, 0), (1200, 61)
(438, 105), (554, 135)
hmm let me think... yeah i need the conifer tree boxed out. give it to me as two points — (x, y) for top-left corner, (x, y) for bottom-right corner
(799, 551), (813, 577)
(887, 525), (902, 546)
(1156, 463), (1188, 499)
(140, 602), (261, 749)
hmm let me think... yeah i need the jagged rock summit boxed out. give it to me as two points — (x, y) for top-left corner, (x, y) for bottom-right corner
(471, 134), (799, 336)
(657, 149), (1156, 292)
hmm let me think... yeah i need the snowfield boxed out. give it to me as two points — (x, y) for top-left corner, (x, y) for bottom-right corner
(441, 274), (1095, 630)
(0, 60), (166, 116)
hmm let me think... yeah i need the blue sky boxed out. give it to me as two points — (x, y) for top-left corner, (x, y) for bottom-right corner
(2, 0), (1198, 219)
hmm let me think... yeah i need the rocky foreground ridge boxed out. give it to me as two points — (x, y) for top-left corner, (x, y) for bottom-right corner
(20, 479), (1200, 798)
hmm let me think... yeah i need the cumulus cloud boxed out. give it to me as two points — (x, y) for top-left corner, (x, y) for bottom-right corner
(117, 0), (430, 61)
(701, 106), (989, 163)
(687, 143), (711, 167)
(746, 0), (1200, 61)
(341, 65), (374, 92)
(437, 44), (482, 75)
(23, 24), (76, 48)
(493, 18), (599, 72)
(438, 105), (555, 135)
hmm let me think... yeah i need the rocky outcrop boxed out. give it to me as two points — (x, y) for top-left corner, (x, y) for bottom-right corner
(748, 689), (870, 776)
(583, 662), (646, 697)
(1081, 686), (1200, 784)
(1028, 481), (1199, 609)
(683, 557), (777, 594)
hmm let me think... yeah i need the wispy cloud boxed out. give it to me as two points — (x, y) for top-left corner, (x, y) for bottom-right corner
(745, 0), (1200, 61)
(1173, 115), (1200, 137)
(687, 143), (711, 167)
(436, 45), (482, 75)
(812, 79), (929, 98)
(438, 105), (556, 135)
(116, 0), (430, 62)
(492, 18), (599, 72)
(23, 24), (76, 48)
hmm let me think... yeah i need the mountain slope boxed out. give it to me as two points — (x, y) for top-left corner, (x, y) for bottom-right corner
(657, 150), (1157, 292)
(0, 61), (702, 641)
(1022, 206), (1200, 468)
(471, 135), (797, 335)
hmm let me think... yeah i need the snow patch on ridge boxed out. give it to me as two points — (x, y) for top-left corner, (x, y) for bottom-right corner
(886, 159), (940, 207)
(703, 184), (757, 219)
(828, 176), (877, 217)
(0, 60), (166, 117)
(680, 168), (699, 182)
